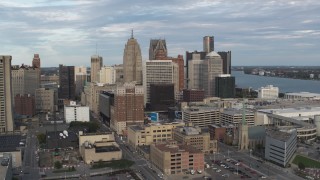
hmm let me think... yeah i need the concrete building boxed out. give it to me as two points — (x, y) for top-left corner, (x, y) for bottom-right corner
(215, 74), (235, 98)
(265, 128), (297, 167)
(173, 125), (218, 153)
(109, 83), (144, 135)
(185, 51), (207, 89)
(11, 65), (40, 97)
(182, 89), (205, 102)
(74, 66), (87, 97)
(41, 74), (59, 85)
(208, 124), (235, 141)
(0, 56), (14, 133)
(149, 84), (175, 111)
(206, 52), (223, 97)
(203, 36), (214, 53)
(217, 51), (231, 74)
(182, 107), (220, 127)
(14, 94), (35, 117)
(35, 88), (57, 113)
(64, 101), (89, 123)
(149, 39), (167, 60)
(59, 64), (75, 100)
(220, 108), (255, 127)
(32, 54), (41, 68)
(79, 131), (122, 164)
(90, 55), (103, 83)
(99, 66), (115, 84)
(127, 122), (185, 148)
(150, 140), (204, 175)
(258, 85), (279, 99)
(0, 135), (23, 167)
(143, 60), (179, 105)
(123, 32), (142, 84)
(114, 64), (124, 84)
(284, 92), (320, 100)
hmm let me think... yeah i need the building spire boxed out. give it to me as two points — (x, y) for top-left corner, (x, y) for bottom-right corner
(131, 29), (134, 39)
(242, 99), (247, 125)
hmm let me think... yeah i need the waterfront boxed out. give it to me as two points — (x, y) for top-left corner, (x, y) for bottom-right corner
(232, 71), (320, 93)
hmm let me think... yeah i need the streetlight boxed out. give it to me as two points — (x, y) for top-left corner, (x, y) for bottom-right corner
(213, 152), (216, 162)
(249, 149), (252, 157)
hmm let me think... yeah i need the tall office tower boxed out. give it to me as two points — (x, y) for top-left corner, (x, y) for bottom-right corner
(168, 55), (184, 91)
(107, 83), (144, 135)
(149, 39), (167, 60)
(59, 64), (75, 100)
(74, 66), (87, 97)
(143, 60), (179, 106)
(206, 52), (223, 97)
(187, 52), (223, 97)
(185, 51), (207, 89)
(0, 56), (14, 132)
(11, 65), (40, 97)
(123, 32), (142, 84)
(99, 66), (115, 84)
(114, 64), (124, 84)
(32, 54), (41, 68)
(215, 74), (235, 98)
(238, 102), (249, 150)
(90, 55), (103, 83)
(203, 36), (214, 53)
(218, 51), (232, 74)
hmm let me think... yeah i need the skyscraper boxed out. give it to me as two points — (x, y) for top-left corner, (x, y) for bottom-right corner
(218, 51), (232, 74)
(11, 65), (40, 97)
(215, 74), (235, 98)
(90, 55), (103, 83)
(74, 66), (87, 97)
(59, 64), (75, 100)
(149, 39), (167, 60)
(0, 56), (14, 132)
(123, 32), (142, 84)
(203, 36), (214, 53)
(32, 54), (41, 68)
(206, 52), (223, 97)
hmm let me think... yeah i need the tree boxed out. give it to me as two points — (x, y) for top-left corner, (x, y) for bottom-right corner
(298, 162), (305, 170)
(37, 133), (46, 144)
(54, 161), (62, 169)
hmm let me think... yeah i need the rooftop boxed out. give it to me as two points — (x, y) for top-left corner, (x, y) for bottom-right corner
(95, 146), (120, 153)
(266, 128), (295, 142)
(222, 108), (254, 116)
(0, 135), (22, 152)
(206, 51), (221, 57)
(285, 92), (320, 98)
(154, 143), (202, 154)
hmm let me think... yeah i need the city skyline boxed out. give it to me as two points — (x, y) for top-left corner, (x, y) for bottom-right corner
(0, 0), (319, 67)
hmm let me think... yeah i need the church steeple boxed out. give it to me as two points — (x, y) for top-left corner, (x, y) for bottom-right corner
(242, 100), (247, 125)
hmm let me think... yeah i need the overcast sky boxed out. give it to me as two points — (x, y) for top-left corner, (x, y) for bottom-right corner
(1, 0), (319, 67)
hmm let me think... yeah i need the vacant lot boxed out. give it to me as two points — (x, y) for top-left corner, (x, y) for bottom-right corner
(292, 155), (320, 168)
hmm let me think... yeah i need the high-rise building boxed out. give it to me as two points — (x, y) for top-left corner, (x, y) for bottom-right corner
(149, 84), (175, 111)
(74, 66), (87, 97)
(59, 64), (75, 100)
(185, 51), (207, 89)
(203, 36), (214, 53)
(32, 54), (41, 68)
(168, 55), (184, 91)
(0, 56), (14, 132)
(35, 88), (57, 113)
(218, 51), (231, 74)
(215, 74), (235, 98)
(90, 55), (103, 83)
(143, 60), (179, 105)
(99, 66), (115, 84)
(183, 89), (205, 102)
(11, 65), (40, 97)
(123, 32), (142, 84)
(149, 39), (167, 60)
(206, 52), (223, 97)
(14, 94), (35, 117)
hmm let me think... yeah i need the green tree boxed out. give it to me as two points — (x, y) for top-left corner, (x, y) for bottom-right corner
(37, 133), (46, 144)
(298, 162), (305, 170)
(54, 161), (62, 169)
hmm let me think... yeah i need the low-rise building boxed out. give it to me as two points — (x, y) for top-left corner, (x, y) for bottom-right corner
(127, 122), (185, 148)
(258, 85), (279, 99)
(0, 135), (23, 167)
(150, 140), (204, 175)
(173, 125), (217, 153)
(79, 131), (122, 164)
(265, 128), (297, 167)
(182, 107), (220, 127)
(208, 124), (235, 141)
(220, 108), (255, 126)
(64, 101), (89, 123)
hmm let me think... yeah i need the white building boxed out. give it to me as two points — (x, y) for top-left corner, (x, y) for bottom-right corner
(284, 92), (320, 100)
(143, 60), (179, 105)
(265, 128), (297, 167)
(258, 85), (279, 99)
(99, 66), (115, 84)
(64, 101), (89, 123)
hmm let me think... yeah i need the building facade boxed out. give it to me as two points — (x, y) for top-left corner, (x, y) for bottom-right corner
(143, 60), (179, 105)
(64, 101), (89, 123)
(203, 36), (214, 53)
(127, 122), (185, 148)
(258, 85), (279, 99)
(58, 64), (75, 100)
(123, 34), (142, 84)
(265, 129), (297, 167)
(14, 94), (35, 117)
(35, 88), (56, 113)
(149, 84), (175, 111)
(215, 74), (235, 98)
(182, 89), (205, 102)
(74, 66), (87, 98)
(182, 107), (220, 127)
(150, 141), (204, 175)
(220, 109), (255, 126)
(149, 39), (167, 60)
(32, 54), (41, 68)
(99, 66), (115, 84)
(90, 55), (103, 83)
(0, 56), (14, 132)
(218, 51), (231, 74)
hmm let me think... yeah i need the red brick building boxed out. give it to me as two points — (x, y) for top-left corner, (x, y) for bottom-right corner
(14, 94), (35, 117)
(183, 89), (205, 102)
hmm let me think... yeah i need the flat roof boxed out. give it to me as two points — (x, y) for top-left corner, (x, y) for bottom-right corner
(266, 129), (294, 142)
(155, 143), (202, 154)
(95, 146), (120, 153)
(0, 135), (22, 152)
(285, 92), (320, 97)
(0, 157), (9, 180)
(259, 106), (320, 114)
(221, 108), (253, 116)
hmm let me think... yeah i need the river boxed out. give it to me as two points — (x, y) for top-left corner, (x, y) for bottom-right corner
(232, 71), (320, 93)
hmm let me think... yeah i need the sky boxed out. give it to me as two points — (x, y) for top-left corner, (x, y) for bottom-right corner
(0, 0), (320, 67)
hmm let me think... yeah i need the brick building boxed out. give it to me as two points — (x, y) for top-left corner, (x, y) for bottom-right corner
(182, 89), (205, 102)
(14, 94), (35, 117)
